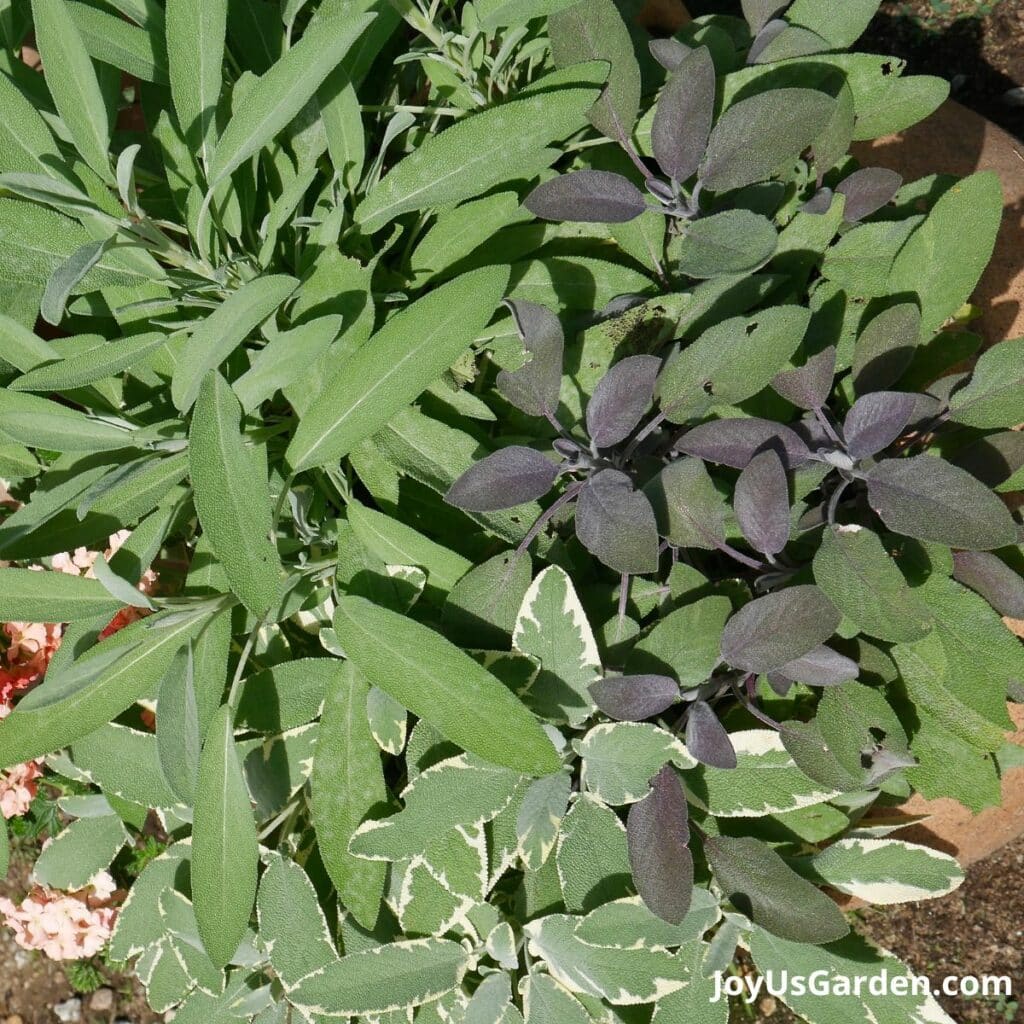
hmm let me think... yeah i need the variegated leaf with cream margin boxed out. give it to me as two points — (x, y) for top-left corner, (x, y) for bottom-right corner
(575, 891), (721, 950)
(688, 730), (840, 817)
(289, 938), (472, 1018)
(348, 753), (522, 862)
(749, 927), (957, 1024)
(513, 565), (600, 726)
(577, 722), (696, 805)
(524, 913), (686, 1005)
(806, 837), (964, 905)
(516, 769), (573, 870)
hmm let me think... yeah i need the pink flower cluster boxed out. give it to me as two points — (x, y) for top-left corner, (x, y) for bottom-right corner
(0, 871), (119, 960)
(0, 758), (43, 819)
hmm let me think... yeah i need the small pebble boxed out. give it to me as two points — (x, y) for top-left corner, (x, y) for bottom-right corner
(1002, 86), (1024, 108)
(53, 998), (82, 1024)
(90, 988), (115, 1012)
(5, 1014), (25, 1024)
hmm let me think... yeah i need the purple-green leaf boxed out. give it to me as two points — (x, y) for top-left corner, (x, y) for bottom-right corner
(525, 170), (647, 223)
(866, 455), (1018, 550)
(675, 418), (809, 469)
(575, 469), (660, 574)
(836, 167), (903, 223)
(775, 644), (859, 686)
(699, 88), (836, 193)
(626, 764), (693, 925)
(720, 585), (841, 673)
(842, 391), (917, 459)
(952, 550), (1024, 619)
(651, 45), (715, 184)
(771, 346), (836, 410)
(852, 303), (921, 395)
(496, 299), (564, 418)
(734, 449), (790, 556)
(589, 674), (679, 721)
(704, 835), (849, 944)
(685, 700), (736, 769)
(587, 355), (661, 448)
(444, 446), (557, 512)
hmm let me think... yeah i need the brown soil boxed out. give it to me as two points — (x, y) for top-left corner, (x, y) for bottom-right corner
(860, 0), (1024, 139)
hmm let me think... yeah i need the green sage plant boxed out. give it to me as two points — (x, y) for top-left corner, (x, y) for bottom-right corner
(0, 0), (1021, 1022)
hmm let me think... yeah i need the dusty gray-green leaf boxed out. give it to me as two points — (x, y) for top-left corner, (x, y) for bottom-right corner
(0, 391), (136, 452)
(703, 835), (849, 944)
(11, 332), (167, 392)
(354, 66), (605, 232)
(0, 608), (211, 769)
(699, 88), (836, 193)
(813, 526), (932, 642)
(676, 211), (778, 279)
(334, 596), (560, 775)
(555, 795), (632, 913)
(0, 567), (122, 622)
(310, 661), (388, 931)
(889, 171), (1003, 337)
(41, 239), (109, 326)
(949, 336), (1024, 429)
(192, 703), (258, 969)
(156, 646), (201, 804)
(166, 0), (226, 168)
(287, 266), (509, 472)
(188, 371), (283, 616)
(548, 0), (640, 141)
(31, 0), (113, 183)
(171, 275), (298, 412)
(208, 12), (375, 186)
(234, 658), (331, 733)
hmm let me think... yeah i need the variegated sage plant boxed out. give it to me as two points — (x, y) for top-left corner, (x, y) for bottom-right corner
(0, 0), (1021, 1022)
